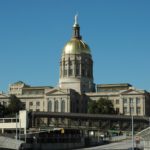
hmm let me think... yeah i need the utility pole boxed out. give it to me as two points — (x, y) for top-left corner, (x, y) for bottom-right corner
(132, 115), (134, 150)
(16, 113), (18, 150)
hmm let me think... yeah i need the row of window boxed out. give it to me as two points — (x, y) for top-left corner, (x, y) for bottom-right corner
(29, 101), (40, 106)
(23, 90), (44, 95)
(123, 107), (141, 115)
(115, 97), (141, 105)
(48, 100), (65, 112)
(63, 68), (91, 77)
(115, 107), (141, 115)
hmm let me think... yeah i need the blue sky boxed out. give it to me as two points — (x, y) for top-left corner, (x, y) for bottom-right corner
(0, 0), (150, 92)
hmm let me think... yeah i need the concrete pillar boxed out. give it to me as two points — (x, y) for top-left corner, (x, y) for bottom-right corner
(1, 128), (4, 134)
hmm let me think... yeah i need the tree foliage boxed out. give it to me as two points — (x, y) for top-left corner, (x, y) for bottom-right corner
(7, 94), (24, 114)
(88, 98), (115, 114)
(0, 103), (5, 117)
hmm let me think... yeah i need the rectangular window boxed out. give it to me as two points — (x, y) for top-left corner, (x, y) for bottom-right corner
(69, 69), (73, 76)
(29, 102), (33, 106)
(116, 108), (120, 114)
(82, 69), (85, 76)
(22, 102), (26, 109)
(116, 99), (119, 104)
(123, 107), (127, 114)
(64, 69), (67, 76)
(130, 107), (134, 114)
(69, 61), (72, 65)
(129, 98), (134, 106)
(3, 101), (7, 107)
(36, 102), (40, 106)
(136, 97), (140, 105)
(123, 98), (127, 104)
(137, 107), (141, 114)
(76, 68), (79, 75)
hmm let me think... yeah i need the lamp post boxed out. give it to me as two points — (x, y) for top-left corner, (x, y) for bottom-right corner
(129, 98), (134, 150)
(130, 99), (134, 150)
(132, 115), (134, 150)
(16, 113), (18, 150)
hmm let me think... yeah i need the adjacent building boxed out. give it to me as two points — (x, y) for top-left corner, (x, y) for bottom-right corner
(87, 83), (150, 116)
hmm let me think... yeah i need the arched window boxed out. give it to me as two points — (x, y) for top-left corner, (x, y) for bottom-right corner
(48, 101), (52, 112)
(61, 100), (65, 112)
(54, 100), (59, 112)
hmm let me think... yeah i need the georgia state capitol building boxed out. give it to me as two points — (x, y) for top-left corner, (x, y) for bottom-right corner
(0, 16), (150, 116)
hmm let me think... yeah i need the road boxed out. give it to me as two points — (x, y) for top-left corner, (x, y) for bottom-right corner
(77, 139), (143, 150)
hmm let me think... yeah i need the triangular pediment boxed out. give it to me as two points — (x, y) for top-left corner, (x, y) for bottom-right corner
(0, 93), (9, 98)
(45, 88), (69, 96)
(120, 89), (145, 95)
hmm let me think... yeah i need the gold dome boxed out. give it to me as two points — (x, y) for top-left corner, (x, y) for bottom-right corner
(62, 38), (91, 55)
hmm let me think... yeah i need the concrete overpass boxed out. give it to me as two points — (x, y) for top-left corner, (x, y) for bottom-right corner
(30, 112), (149, 131)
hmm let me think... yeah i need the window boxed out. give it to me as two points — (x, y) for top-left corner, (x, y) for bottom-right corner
(76, 62), (80, 76)
(36, 102), (40, 106)
(116, 99), (119, 104)
(69, 69), (73, 76)
(22, 102), (26, 109)
(61, 100), (65, 112)
(129, 98), (133, 106)
(48, 101), (52, 112)
(111, 99), (114, 104)
(76, 68), (79, 75)
(123, 107), (127, 114)
(136, 97), (140, 105)
(123, 98), (127, 104)
(64, 69), (67, 76)
(116, 108), (120, 114)
(137, 107), (141, 115)
(130, 107), (134, 114)
(29, 102), (33, 106)
(3, 101), (7, 107)
(54, 101), (59, 112)
(69, 61), (72, 65)
(82, 69), (85, 76)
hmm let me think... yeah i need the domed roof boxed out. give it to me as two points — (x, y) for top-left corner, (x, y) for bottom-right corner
(62, 38), (91, 55)
(62, 15), (91, 56)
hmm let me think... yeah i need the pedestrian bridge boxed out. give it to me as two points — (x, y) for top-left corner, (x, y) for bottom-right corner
(0, 111), (27, 134)
(30, 111), (149, 131)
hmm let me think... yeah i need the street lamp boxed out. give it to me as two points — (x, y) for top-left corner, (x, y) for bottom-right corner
(132, 115), (134, 150)
(130, 99), (134, 150)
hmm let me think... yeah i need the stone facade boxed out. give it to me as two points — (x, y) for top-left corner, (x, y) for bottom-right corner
(0, 81), (88, 113)
(87, 84), (150, 116)
(1, 81), (149, 116)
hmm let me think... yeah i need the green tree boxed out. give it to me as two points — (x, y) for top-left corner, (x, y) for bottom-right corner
(7, 94), (24, 114)
(0, 103), (10, 117)
(88, 98), (115, 114)
(0, 103), (5, 117)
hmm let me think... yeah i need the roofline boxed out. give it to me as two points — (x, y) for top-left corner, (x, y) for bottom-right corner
(97, 83), (132, 87)
(23, 86), (53, 90)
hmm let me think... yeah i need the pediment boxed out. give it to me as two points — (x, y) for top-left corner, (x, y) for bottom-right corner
(120, 89), (144, 95)
(45, 88), (69, 96)
(0, 93), (9, 98)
